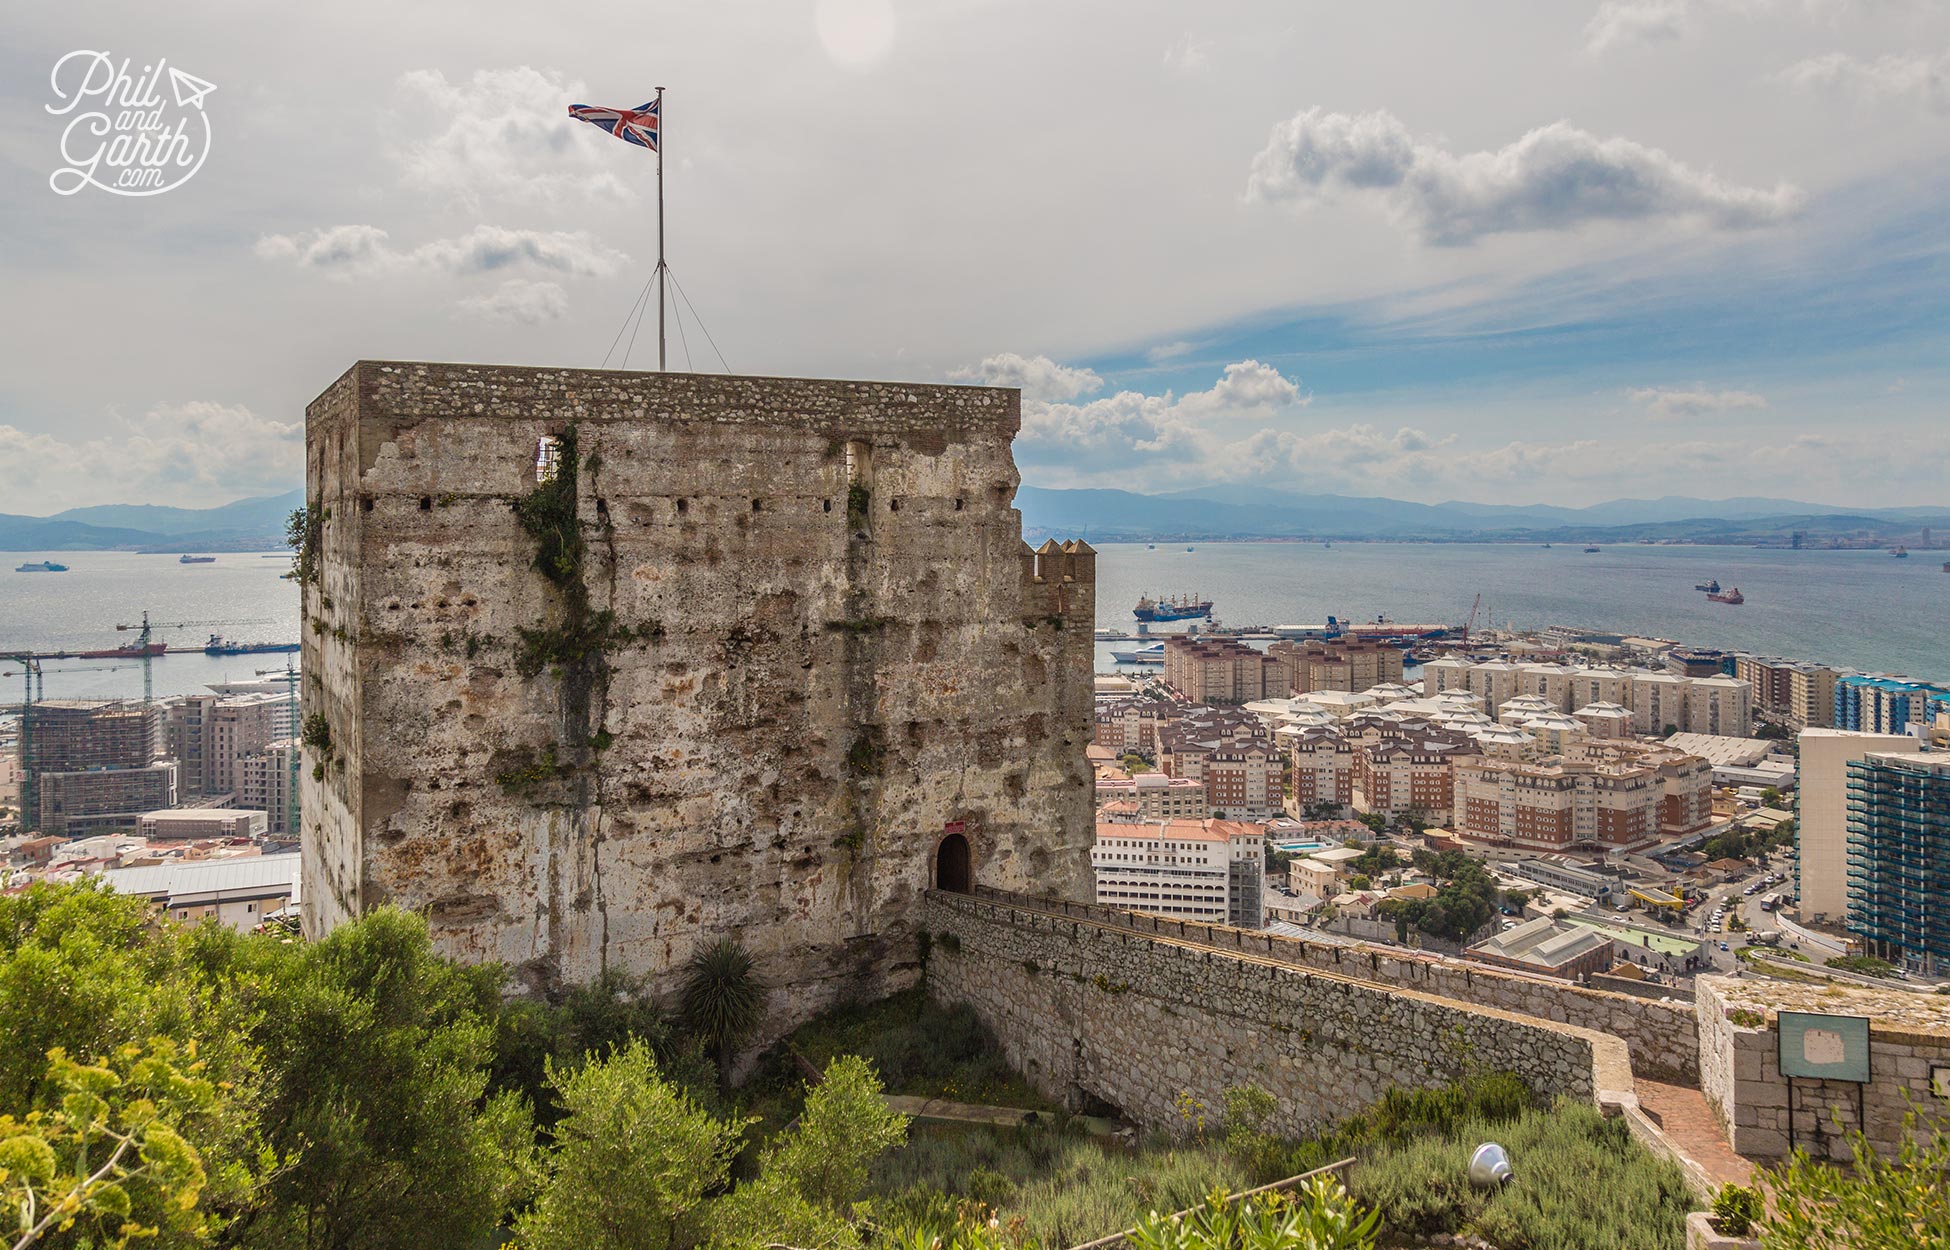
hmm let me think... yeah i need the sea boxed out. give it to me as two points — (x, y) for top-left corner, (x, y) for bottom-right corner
(1, 541), (1943, 704)
(1090, 542), (1946, 680)
(2, 552), (302, 701)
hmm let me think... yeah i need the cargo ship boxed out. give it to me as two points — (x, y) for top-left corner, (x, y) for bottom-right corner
(1706, 587), (1745, 605)
(1134, 593), (1213, 623)
(204, 635), (301, 656)
(1694, 579), (1720, 593)
(1891, 546), (1908, 558)
(15, 560), (69, 572)
(179, 554), (216, 563)
(78, 640), (168, 659)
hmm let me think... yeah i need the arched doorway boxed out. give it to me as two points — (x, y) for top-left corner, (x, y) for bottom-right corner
(934, 833), (971, 893)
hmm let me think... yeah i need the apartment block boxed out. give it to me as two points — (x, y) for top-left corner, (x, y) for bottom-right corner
(1834, 675), (1949, 736)
(239, 738), (301, 836)
(1157, 709), (1282, 819)
(1094, 771), (1208, 821)
(1266, 638), (1405, 696)
(1284, 725), (1354, 817)
(1092, 818), (1266, 928)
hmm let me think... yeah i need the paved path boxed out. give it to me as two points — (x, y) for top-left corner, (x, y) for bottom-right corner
(1635, 1079), (1753, 1187)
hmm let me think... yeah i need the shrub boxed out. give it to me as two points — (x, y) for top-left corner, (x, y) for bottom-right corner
(1712, 1182), (1762, 1235)
(679, 937), (764, 1088)
(1128, 1177), (1379, 1250)
(1754, 1112), (1950, 1249)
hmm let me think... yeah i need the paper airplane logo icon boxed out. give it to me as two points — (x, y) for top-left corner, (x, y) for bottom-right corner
(168, 66), (216, 110)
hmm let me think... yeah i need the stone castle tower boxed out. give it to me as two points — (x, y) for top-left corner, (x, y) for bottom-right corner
(299, 361), (1094, 1017)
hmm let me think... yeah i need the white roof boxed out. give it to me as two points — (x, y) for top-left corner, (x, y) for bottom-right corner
(101, 852), (300, 907)
(1665, 733), (1780, 767)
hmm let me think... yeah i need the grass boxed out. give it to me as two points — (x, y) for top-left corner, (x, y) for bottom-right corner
(1347, 1099), (1693, 1250)
(865, 1120), (1251, 1249)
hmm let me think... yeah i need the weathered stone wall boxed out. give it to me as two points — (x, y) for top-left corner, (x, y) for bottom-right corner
(963, 887), (1698, 1080)
(1697, 976), (1950, 1159)
(300, 362), (1094, 1027)
(925, 891), (1631, 1135)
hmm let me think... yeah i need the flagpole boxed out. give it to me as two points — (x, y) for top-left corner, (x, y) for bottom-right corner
(656, 85), (666, 372)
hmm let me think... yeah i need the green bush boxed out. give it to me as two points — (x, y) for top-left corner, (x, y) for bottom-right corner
(1712, 1182), (1761, 1236)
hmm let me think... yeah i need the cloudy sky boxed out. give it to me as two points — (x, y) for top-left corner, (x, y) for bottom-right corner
(3, 1), (1948, 512)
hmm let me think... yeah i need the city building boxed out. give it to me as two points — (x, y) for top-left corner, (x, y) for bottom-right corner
(1092, 818), (1265, 927)
(1511, 859), (1618, 900)
(1266, 638), (1405, 696)
(1795, 728), (1925, 921)
(1421, 659), (1751, 735)
(1464, 917), (1616, 980)
(20, 700), (175, 837)
(239, 738), (301, 835)
(1845, 752), (1950, 976)
(166, 692), (296, 798)
(1157, 708), (1282, 819)
(1092, 695), (1172, 757)
(36, 763), (179, 838)
(1161, 637), (1284, 705)
(101, 852), (300, 933)
(1093, 771), (1208, 821)
(1451, 739), (1710, 853)
(1287, 844), (1366, 896)
(1284, 725), (1353, 817)
(1353, 723), (1476, 822)
(1834, 675), (1950, 736)
(137, 808), (270, 841)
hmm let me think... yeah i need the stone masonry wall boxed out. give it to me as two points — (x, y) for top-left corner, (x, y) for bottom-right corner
(967, 887), (1698, 1081)
(300, 362), (1094, 1031)
(925, 891), (1630, 1135)
(1698, 976), (1950, 1160)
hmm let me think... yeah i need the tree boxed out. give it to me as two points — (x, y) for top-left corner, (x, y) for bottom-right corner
(1348, 874), (1372, 891)
(679, 938), (765, 1089)
(1755, 1114), (1950, 1249)
(0, 1042), (213, 1250)
(1760, 788), (1784, 807)
(517, 1042), (745, 1250)
(243, 908), (533, 1250)
(0, 884), (268, 1241)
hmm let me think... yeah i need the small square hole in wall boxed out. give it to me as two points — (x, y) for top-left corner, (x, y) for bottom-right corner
(676, 498), (688, 514)
(419, 496), (431, 511)
(752, 499), (762, 512)
(823, 499), (833, 513)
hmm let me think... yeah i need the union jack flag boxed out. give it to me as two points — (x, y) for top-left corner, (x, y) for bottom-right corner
(567, 99), (659, 152)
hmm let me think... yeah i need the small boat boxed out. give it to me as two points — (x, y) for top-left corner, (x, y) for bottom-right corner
(179, 554), (216, 564)
(1694, 580), (1720, 593)
(1186, 546), (1195, 552)
(1583, 546), (1600, 553)
(1541, 543), (1552, 549)
(1707, 588), (1745, 605)
(1146, 543), (1155, 550)
(1110, 641), (1167, 665)
(1891, 546), (1908, 558)
(14, 560), (69, 572)
(1942, 561), (1950, 573)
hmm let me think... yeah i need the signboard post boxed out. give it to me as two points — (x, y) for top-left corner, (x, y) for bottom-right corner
(1777, 1011), (1871, 1155)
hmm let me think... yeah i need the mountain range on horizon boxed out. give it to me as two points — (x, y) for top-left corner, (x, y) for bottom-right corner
(2, 484), (1946, 551)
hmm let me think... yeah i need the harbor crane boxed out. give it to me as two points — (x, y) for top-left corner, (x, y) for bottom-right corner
(0, 652), (43, 832)
(1461, 593), (1483, 646)
(114, 611), (274, 703)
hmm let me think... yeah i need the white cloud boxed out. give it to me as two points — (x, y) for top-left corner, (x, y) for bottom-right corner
(1247, 108), (1801, 245)
(0, 403), (301, 512)
(1776, 50), (1950, 112)
(950, 353), (1104, 403)
(1145, 341), (1195, 363)
(392, 66), (634, 203)
(457, 279), (570, 324)
(1163, 33), (1213, 74)
(255, 224), (627, 280)
(1586, 0), (1691, 53)
(1586, 1), (1889, 53)
(1627, 385), (1770, 419)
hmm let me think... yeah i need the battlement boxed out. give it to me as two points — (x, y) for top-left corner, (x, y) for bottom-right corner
(300, 362), (1093, 1019)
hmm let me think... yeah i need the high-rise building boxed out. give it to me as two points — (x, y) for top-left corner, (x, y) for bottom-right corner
(1795, 728), (1924, 921)
(166, 692), (296, 798)
(1845, 752), (1950, 975)
(240, 738), (301, 836)
(22, 700), (170, 836)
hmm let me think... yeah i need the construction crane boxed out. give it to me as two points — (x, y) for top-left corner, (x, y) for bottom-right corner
(1461, 593), (1483, 646)
(114, 611), (274, 703)
(0, 653), (43, 833)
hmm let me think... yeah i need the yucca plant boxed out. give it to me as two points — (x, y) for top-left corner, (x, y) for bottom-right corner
(679, 937), (764, 1088)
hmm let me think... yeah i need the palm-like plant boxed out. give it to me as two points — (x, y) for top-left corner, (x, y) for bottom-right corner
(678, 937), (764, 1088)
